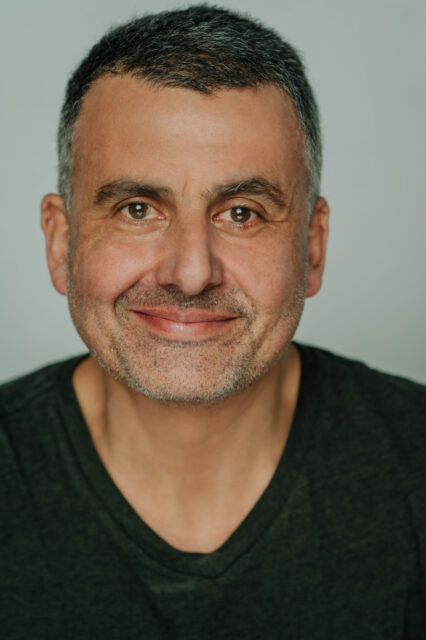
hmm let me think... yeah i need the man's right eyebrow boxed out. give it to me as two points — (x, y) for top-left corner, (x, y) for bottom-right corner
(94, 180), (173, 206)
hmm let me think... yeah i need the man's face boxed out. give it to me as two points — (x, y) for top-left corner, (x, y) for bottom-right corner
(43, 76), (328, 403)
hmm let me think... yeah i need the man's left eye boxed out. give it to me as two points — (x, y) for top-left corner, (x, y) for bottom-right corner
(220, 206), (260, 224)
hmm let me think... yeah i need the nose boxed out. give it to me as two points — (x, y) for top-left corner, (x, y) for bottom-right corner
(155, 217), (223, 296)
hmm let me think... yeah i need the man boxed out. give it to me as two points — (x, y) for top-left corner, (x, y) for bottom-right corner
(0, 5), (424, 638)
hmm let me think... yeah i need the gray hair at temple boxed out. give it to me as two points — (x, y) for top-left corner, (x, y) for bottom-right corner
(57, 4), (322, 213)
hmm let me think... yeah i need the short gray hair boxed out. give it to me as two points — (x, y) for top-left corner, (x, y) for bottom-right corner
(57, 4), (322, 212)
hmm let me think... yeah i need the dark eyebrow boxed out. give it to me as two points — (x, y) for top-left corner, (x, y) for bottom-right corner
(94, 176), (287, 210)
(211, 177), (287, 209)
(94, 179), (173, 207)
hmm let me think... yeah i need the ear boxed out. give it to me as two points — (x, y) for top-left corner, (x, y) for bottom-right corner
(305, 196), (330, 298)
(41, 193), (69, 295)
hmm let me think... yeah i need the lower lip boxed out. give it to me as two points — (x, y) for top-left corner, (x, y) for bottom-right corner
(132, 312), (238, 339)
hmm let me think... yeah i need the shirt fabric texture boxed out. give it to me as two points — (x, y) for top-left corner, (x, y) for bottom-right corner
(0, 344), (425, 639)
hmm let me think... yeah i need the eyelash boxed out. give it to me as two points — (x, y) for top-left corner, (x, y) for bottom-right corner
(117, 201), (263, 229)
(119, 202), (158, 221)
(214, 206), (261, 228)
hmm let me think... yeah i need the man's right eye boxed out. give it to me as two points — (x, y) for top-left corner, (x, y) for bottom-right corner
(120, 202), (156, 220)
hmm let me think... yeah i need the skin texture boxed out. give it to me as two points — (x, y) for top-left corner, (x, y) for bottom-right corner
(41, 76), (329, 551)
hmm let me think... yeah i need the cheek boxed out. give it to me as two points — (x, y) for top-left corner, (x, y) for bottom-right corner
(70, 237), (158, 302)
(228, 237), (305, 310)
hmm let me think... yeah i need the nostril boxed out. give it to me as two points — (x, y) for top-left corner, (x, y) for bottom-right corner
(155, 233), (223, 297)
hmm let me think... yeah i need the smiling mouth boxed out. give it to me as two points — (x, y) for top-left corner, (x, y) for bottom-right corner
(131, 307), (240, 339)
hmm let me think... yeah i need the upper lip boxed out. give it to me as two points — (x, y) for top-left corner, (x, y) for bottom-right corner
(132, 307), (238, 323)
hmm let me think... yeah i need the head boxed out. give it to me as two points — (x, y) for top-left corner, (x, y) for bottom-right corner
(42, 5), (329, 405)
(57, 4), (322, 213)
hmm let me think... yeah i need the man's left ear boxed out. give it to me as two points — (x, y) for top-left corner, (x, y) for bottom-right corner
(305, 196), (330, 298)
(41, 193), (69, 296)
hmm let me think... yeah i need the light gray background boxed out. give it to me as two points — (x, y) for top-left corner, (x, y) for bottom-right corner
(1, 0), (425, 384)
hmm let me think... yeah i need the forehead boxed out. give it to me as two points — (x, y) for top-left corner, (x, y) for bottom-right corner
(72, 75), (307, 199)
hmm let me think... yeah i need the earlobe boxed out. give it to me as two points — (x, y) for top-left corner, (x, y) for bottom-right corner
(305, 196), (330, 298)
(41, 193), (69, 296)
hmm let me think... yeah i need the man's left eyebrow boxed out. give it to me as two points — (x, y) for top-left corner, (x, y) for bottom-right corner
(210, 177), (287, 209)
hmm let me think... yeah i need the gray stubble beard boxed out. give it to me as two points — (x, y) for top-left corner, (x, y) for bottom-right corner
(66, 256), (307, 407)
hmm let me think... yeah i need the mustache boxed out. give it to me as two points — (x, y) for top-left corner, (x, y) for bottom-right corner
(114, 283), (254, 318)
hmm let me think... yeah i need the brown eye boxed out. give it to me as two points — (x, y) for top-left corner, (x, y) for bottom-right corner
(230, 207), (256, 223)
(124, 202), (150, 219)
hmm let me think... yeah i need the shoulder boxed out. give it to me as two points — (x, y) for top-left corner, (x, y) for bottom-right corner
(0, 356), (87, 511)
(0, 355), (87, 420)
(297, 343), (426, 482)
(298, 342), (426, 418)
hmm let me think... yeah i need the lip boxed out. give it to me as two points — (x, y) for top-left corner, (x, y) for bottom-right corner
(131, 307), (239, 339)
(133, 307), (237, 323)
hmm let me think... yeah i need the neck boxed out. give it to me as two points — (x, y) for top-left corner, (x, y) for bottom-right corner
(73, 343), (301, 552)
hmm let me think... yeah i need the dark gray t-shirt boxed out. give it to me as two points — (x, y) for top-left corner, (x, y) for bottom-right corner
(0, 344), (425, 639)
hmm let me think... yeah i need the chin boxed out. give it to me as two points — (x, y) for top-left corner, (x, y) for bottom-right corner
(89, 340), (278, 407)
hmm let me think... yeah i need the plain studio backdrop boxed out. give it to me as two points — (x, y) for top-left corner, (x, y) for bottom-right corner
(0, 0), (425, 385)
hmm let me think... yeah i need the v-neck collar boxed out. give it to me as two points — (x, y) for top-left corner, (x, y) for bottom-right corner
(57, 344), (320, 579)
